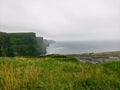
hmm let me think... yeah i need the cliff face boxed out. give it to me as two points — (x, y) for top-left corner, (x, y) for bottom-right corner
(43, 39), (50, 47)
(9, 33), (39, 56)
(0, 32), (14, 56)
(37, 37), (47, 55)
(0, 32), (46, 57)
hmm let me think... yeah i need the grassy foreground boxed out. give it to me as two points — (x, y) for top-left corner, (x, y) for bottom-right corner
(0, 55), (120, 90)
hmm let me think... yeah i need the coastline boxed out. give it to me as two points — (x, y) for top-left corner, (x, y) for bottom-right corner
(67, 51), (120, 64)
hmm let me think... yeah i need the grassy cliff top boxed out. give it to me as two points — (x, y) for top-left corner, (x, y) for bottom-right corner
(0, 55), (120, 90)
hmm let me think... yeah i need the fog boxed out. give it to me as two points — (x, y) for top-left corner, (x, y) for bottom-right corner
(0, 0), (120, 41)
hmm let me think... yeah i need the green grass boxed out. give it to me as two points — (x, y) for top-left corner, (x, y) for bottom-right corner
(0, 55), (120, 90)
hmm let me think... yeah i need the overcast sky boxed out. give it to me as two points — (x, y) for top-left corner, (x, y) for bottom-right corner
(0, 0), (120, 41)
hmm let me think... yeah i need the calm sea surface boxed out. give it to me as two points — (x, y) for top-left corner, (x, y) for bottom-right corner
(46, 41), (120, 55)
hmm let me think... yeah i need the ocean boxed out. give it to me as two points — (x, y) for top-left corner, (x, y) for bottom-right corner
(46, 41), (120, 55)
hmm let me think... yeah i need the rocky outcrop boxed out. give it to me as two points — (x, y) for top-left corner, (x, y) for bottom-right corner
(68, 51), (120, 64)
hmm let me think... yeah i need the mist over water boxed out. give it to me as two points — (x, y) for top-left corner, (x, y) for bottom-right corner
(47, 41), (120, 55)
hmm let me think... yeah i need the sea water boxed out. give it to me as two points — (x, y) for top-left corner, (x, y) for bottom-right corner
(47, 41), (120, 55)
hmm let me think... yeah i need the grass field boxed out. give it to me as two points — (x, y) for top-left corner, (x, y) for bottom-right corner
(0, 55), (120, 90)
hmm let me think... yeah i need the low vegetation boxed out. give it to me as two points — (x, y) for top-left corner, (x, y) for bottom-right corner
(0, 55), (120, 90)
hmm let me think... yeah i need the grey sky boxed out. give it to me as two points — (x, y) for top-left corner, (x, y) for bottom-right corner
(0, 0), (120, 41)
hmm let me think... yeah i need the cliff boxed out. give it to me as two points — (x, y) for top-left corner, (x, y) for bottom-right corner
(43, 39), (50, 47)
(9, 33), (39, 56)
(47, 40), (56, 44)
(0, 32), (47, 57)
(37, 37), (47, 55)
(0, 32), (14, 56)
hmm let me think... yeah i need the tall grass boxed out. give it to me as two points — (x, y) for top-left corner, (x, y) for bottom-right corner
(0, 57), (41, 90)
(0, 56), (120, 90)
